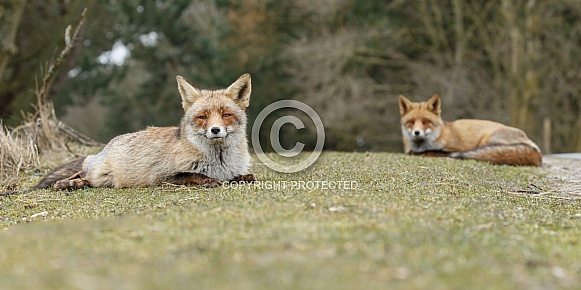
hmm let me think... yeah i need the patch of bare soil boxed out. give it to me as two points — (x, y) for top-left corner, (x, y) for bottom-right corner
(541, 155), (581, 199)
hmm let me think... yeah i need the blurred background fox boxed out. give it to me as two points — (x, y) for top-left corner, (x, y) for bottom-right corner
(399, 94), (542, 166)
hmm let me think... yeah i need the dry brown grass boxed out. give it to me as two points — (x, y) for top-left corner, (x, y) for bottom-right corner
(0, 100), (103, 186)
(0, 103), (87, 184)
(0, 123), (39, 182)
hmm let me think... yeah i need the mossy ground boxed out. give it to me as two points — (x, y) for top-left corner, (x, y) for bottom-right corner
(0, 152), (580, 289)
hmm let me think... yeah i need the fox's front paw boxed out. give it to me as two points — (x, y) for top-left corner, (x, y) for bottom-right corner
(231, 174), (256, 184)
(200, 178), (223, 188)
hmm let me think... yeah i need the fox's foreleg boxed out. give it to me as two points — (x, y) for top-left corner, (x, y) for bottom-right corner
(165, 173), (223, 188)
(229, 174), (256, 184)
(408, 150), (451, 157)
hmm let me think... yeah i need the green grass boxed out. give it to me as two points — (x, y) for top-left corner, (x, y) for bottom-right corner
(0, 152), (580, 289)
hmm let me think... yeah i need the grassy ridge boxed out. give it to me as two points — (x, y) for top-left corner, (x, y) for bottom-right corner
(0, 152), (580, 289)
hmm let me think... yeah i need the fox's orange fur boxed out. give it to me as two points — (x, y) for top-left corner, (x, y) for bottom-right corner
(35, 74), (255, 190)
(398, 94), (542, 166)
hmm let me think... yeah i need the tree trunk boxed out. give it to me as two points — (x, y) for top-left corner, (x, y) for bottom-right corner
(570, 113), (581, 152)
(0, 0), (27, 81)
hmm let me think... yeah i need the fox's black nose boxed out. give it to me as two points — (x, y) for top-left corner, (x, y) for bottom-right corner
(414, 130), (421, 136)
(211, 127), (221, 134)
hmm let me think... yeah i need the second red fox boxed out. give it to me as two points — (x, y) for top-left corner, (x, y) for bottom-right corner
(398, 94), (542, 166)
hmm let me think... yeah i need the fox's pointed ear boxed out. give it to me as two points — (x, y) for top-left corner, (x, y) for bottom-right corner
(427, 94), (441, 116)
(225, 73), (251, 110)
(176, 75), (203, 111)
(398, 95), (414, 116)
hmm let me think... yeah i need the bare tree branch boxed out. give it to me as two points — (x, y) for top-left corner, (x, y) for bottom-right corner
(36, 8), (87, 108)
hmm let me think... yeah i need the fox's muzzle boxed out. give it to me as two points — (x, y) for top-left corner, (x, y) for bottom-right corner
(206, 126), (227, 139)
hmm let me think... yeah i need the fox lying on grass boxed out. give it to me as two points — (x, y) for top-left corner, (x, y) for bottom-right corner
(398, 94), (542, 166)
(34, 74), (256, 190)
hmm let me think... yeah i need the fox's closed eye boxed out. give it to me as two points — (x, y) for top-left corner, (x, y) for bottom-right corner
(222, 113), (232, 118)
(197, 115), (207, 120)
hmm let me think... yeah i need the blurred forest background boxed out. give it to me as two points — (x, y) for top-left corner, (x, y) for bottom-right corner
(1, 0), (581, 154)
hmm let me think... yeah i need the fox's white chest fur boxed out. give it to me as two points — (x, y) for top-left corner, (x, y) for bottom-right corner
(189, 142), (250, 181)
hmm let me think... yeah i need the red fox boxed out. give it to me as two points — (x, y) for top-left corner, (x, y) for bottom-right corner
(398, 94), (542, 166)
(34, 74), (256, 190)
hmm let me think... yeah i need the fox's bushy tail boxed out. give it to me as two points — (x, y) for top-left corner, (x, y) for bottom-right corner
(450, 143), (542, 166)
(33, 158), (86, 189)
